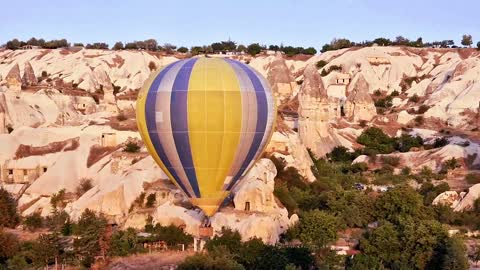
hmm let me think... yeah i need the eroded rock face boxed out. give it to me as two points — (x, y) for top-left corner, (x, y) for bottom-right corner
(454, 184), (480, 212)
(233, 158), (277, 212)
(267, 52), (296, 98)
(22, 62), (37, 87)
(345, 74), (376, 122)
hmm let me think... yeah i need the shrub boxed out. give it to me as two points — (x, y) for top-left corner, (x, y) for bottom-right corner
(23, 213), (43, 231)
(145, 193), (156, 208)
(177, 47), (189, 53)
(0, 231), (20, 261)
(327, 146), (356, 162)
(414, 115), (424, 125)
(395, 134), (423, 152)
(391, 90), (400, 96)
(433, 137), (449, 148)
(148, 61), (157, 71)
(401, 166), (412, 175)
(381, 156), (400, 167)
(466, 174), (480, 185)
(374, 90), (382, 96)
(357, 127), (396, 154)
(116, 113), (127, 121)
(409, 94), (420, 103)
(0, 188), (20, 228)
(41, 71), (48, 77)
(123, 141), (140, 153)
(417, 105), (430, 114)
(76, 178), (93, 197)
(443, 158), (460, 171)
(316, 60), (328, 69)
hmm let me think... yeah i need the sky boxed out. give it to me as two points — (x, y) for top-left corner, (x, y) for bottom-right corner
(2, 0), (479, 49)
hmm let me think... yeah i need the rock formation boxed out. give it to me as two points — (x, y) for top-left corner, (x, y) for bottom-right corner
(233, 158), (277, 212)
(5, 63), (22, 92)
(297, 64), (342, 157)
(94, 67), (119, 113)
(345, 74), (377, 122)
(22, 61), (37, 87)
(267, 52), (296, 98)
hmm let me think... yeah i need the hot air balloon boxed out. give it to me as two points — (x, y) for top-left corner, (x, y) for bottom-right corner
(136, 57), (275, 218)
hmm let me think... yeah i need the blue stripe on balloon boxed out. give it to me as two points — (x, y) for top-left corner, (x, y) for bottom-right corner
(170, 58), (201, 197)
(225, 59), (268, 190)
(145, 61), (192, 198)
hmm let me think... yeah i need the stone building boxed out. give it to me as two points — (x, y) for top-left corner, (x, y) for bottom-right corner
(1, 162), (48, 184)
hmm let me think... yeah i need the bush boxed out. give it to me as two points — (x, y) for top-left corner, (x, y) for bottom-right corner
(116, 113), (127, 121)
(23, 213), (43, 231)
(145, 193), (156, 208)
(0, 188), (20, 228)
(374, 90), (382, 96)
(432, 137), (449, 148)
(409, 94), (420, 103)
(123, 142), (140, 153)
(316, 60), (328, 69)
(466, 174), (480, 185)
(414, 115), (424, 125)
(76, 178), (93, 197)
(0, 231), (20, 262)
(381, 156), (400, 167)
(177, 47), (188, 53)
(443, 158), (460, 171)
(357, 127), (396, 154)
(327, 146), (357, 162)
(148, 61), (157, 71)
(417, 105), (430, 114)
(178, 253), (245, 270)
(395, 134), (423, 152)
(391, 90), (400, 96)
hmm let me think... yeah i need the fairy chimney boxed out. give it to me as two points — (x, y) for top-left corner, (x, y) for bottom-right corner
(22, 61), (38, 87)
(267, 52), (296, 99)
(5, 64), (22, 92)
(345, 74), (376, 122)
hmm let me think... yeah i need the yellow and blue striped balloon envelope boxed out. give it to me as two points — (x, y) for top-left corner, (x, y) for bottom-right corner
(136, 57), (275, 216)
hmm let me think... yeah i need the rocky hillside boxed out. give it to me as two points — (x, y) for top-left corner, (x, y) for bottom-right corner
(0, 46), (478, 242)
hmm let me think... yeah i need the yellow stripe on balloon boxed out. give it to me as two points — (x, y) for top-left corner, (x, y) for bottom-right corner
(187, 58), (242, 199)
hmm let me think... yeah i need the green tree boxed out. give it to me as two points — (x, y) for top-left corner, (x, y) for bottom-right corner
(178, 252), (244, 270)
(461, 34), (473, 47)
(374, 185), (425, 224)
(0, 230), (20, 264)
(477, 41), (480, 50)
(112, 41), (124, 50)
(73, 209), (107, 264)
(31, 233), (64, 268)
(109, 228), (139, 256)
(23, 212), (43, 231)
(360, 222), (402, 265)
(7, 254), (29, 270)
(286, 210), (337, 249)
(436, 236), (468, 270)
(205, 228), (242, 255)
(0, 188), (20, 228)
(357, 127), (396, 154)
(177, 46), (188, 53)
(247, 43), (262, 56)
